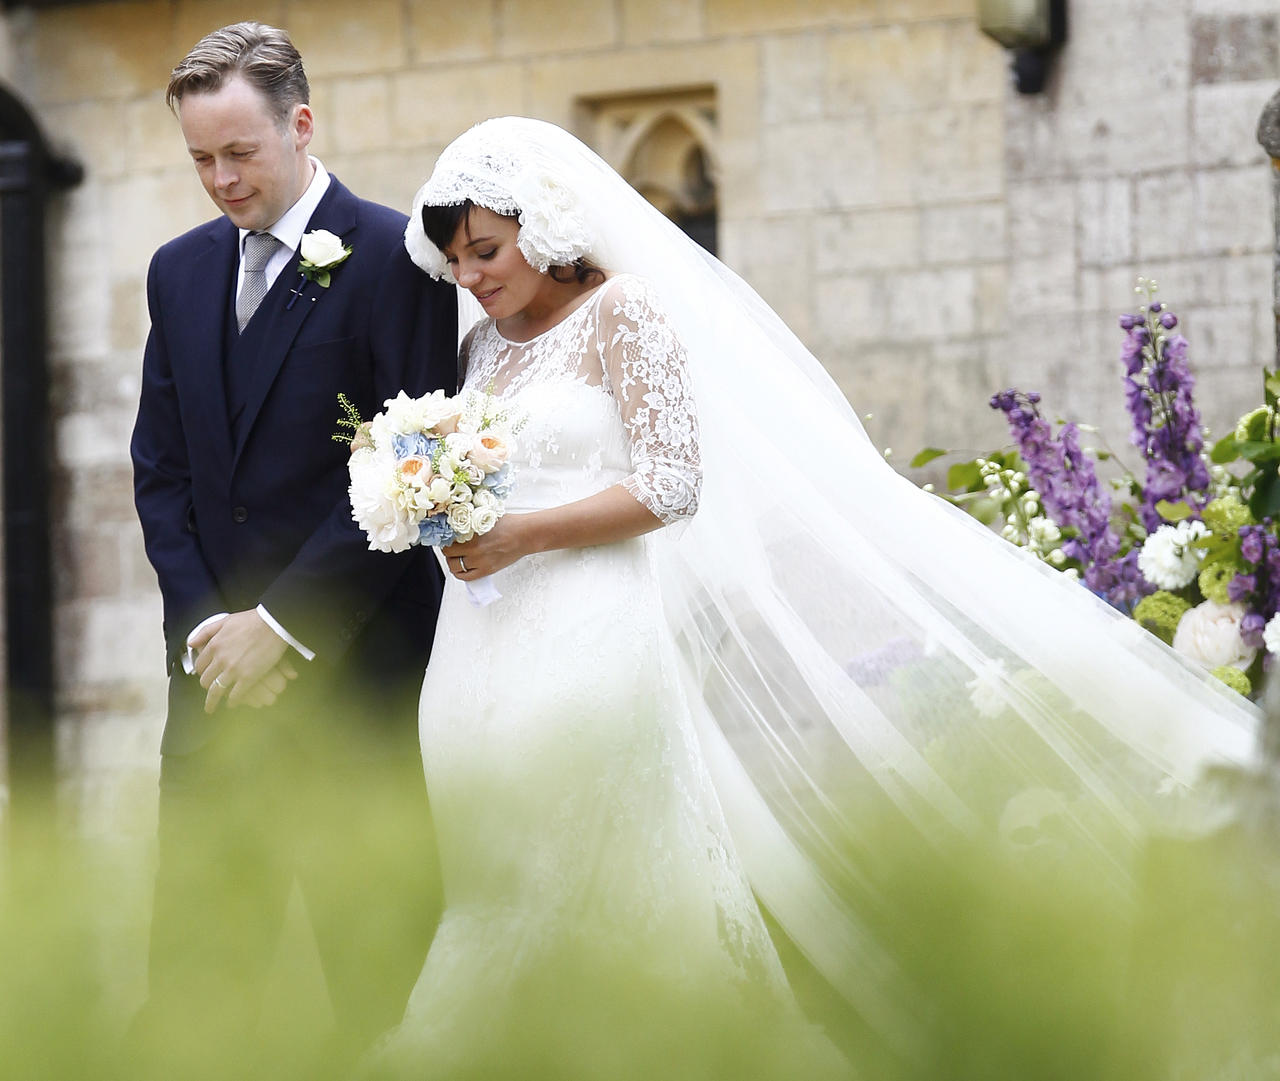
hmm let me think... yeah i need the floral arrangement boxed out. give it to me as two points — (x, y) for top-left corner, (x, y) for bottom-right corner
(338, 388), (517, 555)
(916, 279), (1277, 697)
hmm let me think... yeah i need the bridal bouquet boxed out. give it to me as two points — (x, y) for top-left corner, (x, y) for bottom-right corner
(341, 387), (516, 558)
(914, 278), (1278, 698)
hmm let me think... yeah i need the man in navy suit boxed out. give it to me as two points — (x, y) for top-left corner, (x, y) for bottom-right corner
(129, 22), (454, 1071)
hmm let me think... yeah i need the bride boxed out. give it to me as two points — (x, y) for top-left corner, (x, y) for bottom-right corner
(364, 117), (1259, 1078)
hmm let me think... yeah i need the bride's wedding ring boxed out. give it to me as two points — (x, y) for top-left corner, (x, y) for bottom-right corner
(459, 557), (468, 573)
(213, 675), (227, 688)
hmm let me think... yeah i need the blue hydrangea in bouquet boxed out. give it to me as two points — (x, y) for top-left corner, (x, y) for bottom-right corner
(916, 278), (1280, 698)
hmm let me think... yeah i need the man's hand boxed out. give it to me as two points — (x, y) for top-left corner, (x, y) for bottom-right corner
(233, 663), (300, 709)
(191, 609), (294, 714)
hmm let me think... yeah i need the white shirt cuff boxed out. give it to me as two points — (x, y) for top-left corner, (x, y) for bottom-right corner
(182, 612), (228, 675)
(256, 604), (316, 661)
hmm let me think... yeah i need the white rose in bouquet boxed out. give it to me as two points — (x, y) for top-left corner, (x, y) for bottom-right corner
(1171, 600), (1256, 671)
(446, 500), (475, 538)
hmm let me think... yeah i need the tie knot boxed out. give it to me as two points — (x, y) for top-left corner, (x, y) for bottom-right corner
(242, 231), (280, 273)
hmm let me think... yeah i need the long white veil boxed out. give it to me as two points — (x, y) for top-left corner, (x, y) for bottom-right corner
(406, 117), (1259, 1047)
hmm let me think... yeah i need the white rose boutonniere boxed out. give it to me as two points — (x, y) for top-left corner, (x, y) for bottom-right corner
(298, 229), (352, 288)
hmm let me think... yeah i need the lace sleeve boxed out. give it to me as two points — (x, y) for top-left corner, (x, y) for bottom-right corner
(598, 276), (702, 523)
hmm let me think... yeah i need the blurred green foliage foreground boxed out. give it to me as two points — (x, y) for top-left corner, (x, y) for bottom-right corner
(3, 757), (1280, 1081)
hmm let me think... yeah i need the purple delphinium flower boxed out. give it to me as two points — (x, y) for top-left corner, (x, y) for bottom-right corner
(1119, 302), (1211, 532)
(1230, 523), (1280, 649)
(990, 390), (1145, 607)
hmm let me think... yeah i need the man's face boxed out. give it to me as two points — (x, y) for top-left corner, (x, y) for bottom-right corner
(177, 75), (314, 231)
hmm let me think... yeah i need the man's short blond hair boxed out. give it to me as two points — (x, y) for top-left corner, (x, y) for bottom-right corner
(166, 22), (309, 126)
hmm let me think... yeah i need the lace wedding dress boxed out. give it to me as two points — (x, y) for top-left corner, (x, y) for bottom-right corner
(366, 275), (852, 1079)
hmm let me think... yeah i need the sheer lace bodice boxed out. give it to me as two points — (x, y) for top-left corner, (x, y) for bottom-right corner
(460, 274), (701, 524)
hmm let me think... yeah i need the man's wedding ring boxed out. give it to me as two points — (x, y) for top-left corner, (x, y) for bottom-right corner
(459, 557), (468, 573)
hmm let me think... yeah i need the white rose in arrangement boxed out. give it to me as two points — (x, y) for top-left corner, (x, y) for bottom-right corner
(446, 500), (474, 537)
(299, 228), (350, 268)
(472, 488), (498, 511)
(1172, 600), (1256, 671)
(460, 460), (485, 487)
(1138, 520), (1208, 590)
(471, 503), (499, 535)
(449, 482), (472, 504)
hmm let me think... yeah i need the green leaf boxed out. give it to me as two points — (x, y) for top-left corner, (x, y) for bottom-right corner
(315, 269), (331, 288)
(1265, 369), (1280, 407)
(947, 461), (983, 492)
(1209, 434), (1241, 463)
(1155, 500), (1192, 523)
(1236, 440), (1280, 464)
(909, 447), (949, 469)
(1248, 472), (1280, 520)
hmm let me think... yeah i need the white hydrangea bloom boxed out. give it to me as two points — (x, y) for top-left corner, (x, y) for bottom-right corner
(1138, 520), (1209, 590)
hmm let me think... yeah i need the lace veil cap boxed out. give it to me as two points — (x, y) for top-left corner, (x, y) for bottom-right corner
(405, 118), (599, 283)
(403, 117), (1261, 1048)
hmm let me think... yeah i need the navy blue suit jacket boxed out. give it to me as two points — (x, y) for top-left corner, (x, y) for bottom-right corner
(132, 177), (456, 754)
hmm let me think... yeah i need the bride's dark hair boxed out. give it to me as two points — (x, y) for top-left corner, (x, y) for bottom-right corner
(420, 199), (604, 286)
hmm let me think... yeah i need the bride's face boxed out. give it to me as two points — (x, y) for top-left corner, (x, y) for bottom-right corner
(443, 206), (549, 319)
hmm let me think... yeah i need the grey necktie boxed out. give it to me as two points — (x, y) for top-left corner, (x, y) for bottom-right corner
(236, 231), (282, 332)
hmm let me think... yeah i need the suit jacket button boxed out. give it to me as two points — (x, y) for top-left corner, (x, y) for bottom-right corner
(232, 506), (249, 523)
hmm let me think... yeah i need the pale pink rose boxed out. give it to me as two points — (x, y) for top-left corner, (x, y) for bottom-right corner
(1171, 600), (1256, 671)
(467, 432), (511, 473)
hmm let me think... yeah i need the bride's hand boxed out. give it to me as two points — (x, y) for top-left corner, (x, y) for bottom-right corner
(442, 515), (531, 579)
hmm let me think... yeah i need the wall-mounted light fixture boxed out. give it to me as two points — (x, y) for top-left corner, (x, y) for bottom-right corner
(977, 0), (1068, 95)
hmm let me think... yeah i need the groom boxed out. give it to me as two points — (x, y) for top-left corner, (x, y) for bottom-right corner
(130, 21), (455, 1071)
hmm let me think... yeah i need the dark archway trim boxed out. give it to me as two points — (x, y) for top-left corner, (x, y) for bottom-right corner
(0, 82), (82, 826)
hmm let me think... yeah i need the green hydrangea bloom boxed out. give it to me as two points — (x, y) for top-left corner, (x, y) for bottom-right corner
(1234, 406), (1275, 443)
(1210, 665), (1251, 697)
(1197, 559), (1240, 605)
(1202, 495), (1251, 539)
(1132, 591), (1192, 646)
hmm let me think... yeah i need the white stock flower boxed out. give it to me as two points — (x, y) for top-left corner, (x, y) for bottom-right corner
(1138, 520), (1208, 590)
(299, 229), (349, 267)
(1171, 600), (1256, 671)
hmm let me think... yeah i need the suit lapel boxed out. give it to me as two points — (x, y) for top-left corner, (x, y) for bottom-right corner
(178, 220), (237, 474)
(231, 180), (361, 469)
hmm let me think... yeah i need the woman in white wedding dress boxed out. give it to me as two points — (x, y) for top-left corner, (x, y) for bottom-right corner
(366, 118), (1262, 1078)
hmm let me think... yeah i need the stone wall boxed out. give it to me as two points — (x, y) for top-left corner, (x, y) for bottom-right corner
(0, 0), (1274, 835)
